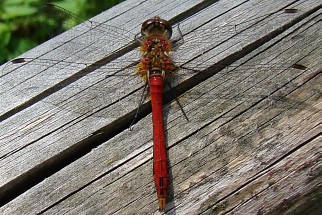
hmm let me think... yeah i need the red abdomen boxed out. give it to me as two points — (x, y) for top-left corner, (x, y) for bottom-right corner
(149, 75), (168, 210)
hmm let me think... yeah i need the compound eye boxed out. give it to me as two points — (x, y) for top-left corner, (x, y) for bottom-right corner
(141, 16), (172, 39)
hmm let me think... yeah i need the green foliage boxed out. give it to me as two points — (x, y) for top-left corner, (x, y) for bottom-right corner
(0, 0), (125, 65)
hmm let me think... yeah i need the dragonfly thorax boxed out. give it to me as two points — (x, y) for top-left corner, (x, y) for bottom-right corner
(136, 34), (177, 80)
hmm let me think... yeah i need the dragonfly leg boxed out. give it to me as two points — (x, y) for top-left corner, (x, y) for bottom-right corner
(129, 80), (149, 130)
(165, 80), (189, 122)
(134, 32), (144, 44)
(171, 23), (185, 50)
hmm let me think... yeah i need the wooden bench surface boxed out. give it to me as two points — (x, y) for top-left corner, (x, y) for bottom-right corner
(0, 0), (321, 214)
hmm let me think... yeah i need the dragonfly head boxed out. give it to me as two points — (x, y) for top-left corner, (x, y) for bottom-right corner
(141, 16), (172, 39)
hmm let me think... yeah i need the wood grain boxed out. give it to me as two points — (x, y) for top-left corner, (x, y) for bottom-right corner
(0, 0), (320, 214)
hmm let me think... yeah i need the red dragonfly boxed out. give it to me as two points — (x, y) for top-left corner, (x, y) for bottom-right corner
(136, 16), (177, 210)
(1, 3), (313, 212)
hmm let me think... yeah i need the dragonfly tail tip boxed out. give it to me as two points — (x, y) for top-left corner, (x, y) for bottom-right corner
(158, 197), (166, 211)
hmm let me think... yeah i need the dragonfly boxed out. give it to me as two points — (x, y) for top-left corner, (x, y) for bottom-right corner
(1, 2), (314, 212)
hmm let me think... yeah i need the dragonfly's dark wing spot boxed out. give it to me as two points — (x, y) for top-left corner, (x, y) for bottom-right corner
(11, 58), (26, 64)
(284, 8), (299, 14)
(291, 63), (307, 70)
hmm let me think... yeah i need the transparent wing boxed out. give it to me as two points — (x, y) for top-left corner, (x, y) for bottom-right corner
(37, 4), (136, 47)
(0, 4), (316, 121)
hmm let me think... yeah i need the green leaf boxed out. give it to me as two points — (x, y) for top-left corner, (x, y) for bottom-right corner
(0, 23), (12, 48)
(2, 5), (37, 19)
(3, 0), (28, 6)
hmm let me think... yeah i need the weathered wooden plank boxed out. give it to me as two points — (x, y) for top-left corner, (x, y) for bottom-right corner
(0, 0), (315, 189)
(2, 53), (319, 213)
(200, 135), (321, 215)
(0, 0), (321, 214)
(0, 0), (215, 188)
